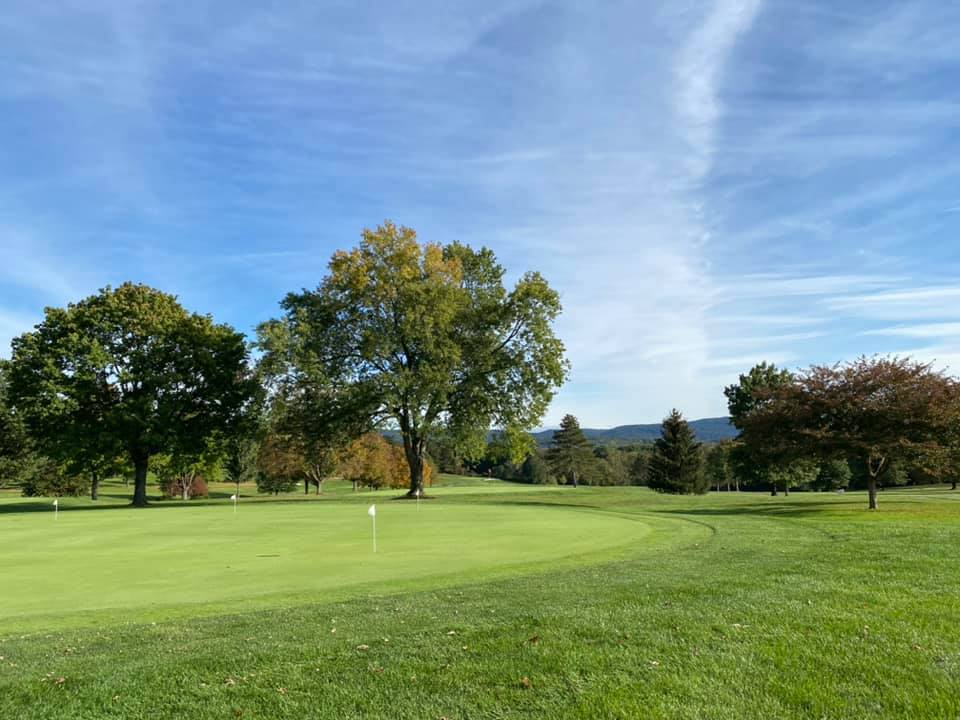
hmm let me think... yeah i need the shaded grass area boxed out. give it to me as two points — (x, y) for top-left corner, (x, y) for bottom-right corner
(1, 486), (959, 718)
(0, 473), (509, 514)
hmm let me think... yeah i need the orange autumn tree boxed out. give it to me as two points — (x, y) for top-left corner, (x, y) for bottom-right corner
(338, 433), (433, 491)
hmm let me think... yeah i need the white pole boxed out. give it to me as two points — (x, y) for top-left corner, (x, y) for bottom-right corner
(53, 498), (58, 520)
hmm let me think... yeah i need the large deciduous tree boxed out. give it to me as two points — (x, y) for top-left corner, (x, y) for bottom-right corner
(258, 222), (568, 497)
(725, 362), (813, 496)
(737, 356), (960, 510)
(0, 360), (35, 489)
(8, 283), (257, 507)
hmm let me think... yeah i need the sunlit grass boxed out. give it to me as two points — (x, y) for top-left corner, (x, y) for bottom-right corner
(1, 482), (958, 718)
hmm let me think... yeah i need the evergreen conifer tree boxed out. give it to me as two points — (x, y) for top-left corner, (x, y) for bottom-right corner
(647, 409), (707, 494)
(546, 414), (594, 486)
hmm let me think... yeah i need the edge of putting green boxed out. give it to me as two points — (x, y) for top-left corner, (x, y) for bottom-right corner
(0, 505), (710, 637)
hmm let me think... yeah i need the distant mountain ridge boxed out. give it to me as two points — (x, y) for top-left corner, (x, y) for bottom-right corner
(532, 417), (737, 445)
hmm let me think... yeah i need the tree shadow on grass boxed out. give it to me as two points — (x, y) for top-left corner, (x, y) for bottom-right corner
(654, 501), (862, 519)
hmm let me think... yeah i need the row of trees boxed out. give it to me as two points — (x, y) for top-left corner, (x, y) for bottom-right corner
(477, 368), (960, 503)
(440, 415), (653, 487)
(0, 335), (463, 501)
(0, 222), (568, 504)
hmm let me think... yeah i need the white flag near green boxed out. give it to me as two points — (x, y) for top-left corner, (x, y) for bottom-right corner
(368, 505), (377, 553)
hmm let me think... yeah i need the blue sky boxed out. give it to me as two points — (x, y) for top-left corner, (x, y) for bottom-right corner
(2, 1), (959, 427)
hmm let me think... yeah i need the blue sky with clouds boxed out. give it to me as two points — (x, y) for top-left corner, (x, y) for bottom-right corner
(2, 1), (959, 427)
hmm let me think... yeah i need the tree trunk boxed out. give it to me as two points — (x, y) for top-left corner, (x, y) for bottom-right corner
(316, 479), (322, 495)
(406, 454), (425, 497)
(304, 479), (309, 494)
(91, 472), (100, 501)
(132, 452), (150, 507)
(952, 480), (957, 491)
(867, 477), (878, 510)
(770, 483), (778, 496)
(784, 484), (789, 497)
(182, 480), (189, 501)
(572, 470), (578, 488)
(401, 427), (427, 498)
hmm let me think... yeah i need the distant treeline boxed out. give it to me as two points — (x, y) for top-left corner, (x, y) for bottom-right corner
(529, 417), (736, 446)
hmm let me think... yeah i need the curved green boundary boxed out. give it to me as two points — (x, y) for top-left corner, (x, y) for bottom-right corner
(0, 499), (710, 635)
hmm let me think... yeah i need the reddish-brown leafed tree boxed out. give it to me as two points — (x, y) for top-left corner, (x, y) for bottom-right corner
(738, 356), (960, 510)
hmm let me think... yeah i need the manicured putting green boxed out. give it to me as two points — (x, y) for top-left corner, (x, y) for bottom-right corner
(0, 499), (653, 631)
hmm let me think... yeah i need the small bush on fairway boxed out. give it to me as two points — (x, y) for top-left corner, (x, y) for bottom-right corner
(159, 474), (209, 499)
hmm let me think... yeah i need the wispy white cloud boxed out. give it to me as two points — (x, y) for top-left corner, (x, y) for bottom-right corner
(673, 0), (764, 182)
(825, 286), (960, 321)
(861, 323), (960, 339)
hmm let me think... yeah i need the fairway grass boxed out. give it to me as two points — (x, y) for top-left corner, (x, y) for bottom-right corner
(1, 482), (959, 718)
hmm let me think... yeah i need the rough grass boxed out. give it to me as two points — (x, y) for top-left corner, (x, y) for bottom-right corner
(0, 481), (958, 719)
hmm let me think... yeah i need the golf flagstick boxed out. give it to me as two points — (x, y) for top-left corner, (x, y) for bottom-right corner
(368, 504), (377, 553)
(53, 498), (58, 520)
(230, 493), (237, 514)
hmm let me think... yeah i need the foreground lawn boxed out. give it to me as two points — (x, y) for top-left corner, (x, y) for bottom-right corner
(1, 482), (958, 718)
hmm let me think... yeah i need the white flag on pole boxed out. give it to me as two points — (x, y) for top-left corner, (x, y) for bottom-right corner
(367, 504), (376, 517)
(52, 499), (58, 507)
(230, 494), (237, 501)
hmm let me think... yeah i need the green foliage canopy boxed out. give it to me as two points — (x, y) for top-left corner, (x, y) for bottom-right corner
(257, 222), (568, 496)
(7, 283), (257, 506)
(735, 356), (960, 509)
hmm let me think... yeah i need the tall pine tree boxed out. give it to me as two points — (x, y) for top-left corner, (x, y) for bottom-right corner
(546, 414), (594, 487)
(647, 409), (707, 494)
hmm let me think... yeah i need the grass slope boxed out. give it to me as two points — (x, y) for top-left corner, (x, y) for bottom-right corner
(1, 481), (959, 719)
